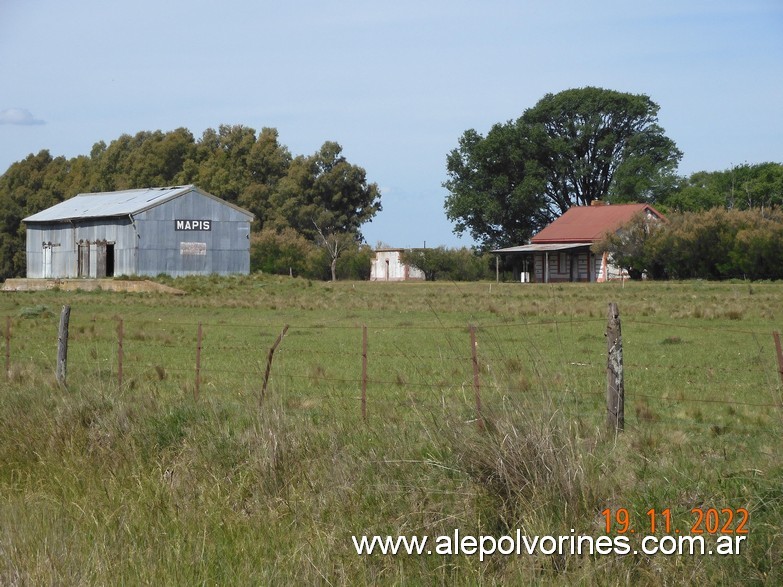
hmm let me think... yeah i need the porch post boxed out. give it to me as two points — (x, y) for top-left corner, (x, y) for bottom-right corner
(570, 253), (575, 282)
(544, 251), (549, 283)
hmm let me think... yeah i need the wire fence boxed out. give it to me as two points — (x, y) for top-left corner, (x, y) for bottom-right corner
(3, 306), (782, 436)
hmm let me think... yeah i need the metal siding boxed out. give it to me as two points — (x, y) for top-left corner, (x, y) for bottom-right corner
(25, 187), (250, 278)
(26, 224), (72, 278)
(134, 191), (250, 276)
(26, 219), (137, 278)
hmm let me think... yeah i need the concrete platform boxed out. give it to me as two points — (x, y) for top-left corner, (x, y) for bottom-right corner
(1, 278), (186, 295)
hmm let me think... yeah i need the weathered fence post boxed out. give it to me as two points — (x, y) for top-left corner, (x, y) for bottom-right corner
(117, 319), (124, 388)
(56, 305), (71, 388)
(361, 324), (368, 422)
(195, 322), (203, 401)
(469, 325), (484, 431)
(773, 331), (783, 386)
(5, 316), (10, 381)
(606, 302), (624, 433)
(260, 324), (289, 407)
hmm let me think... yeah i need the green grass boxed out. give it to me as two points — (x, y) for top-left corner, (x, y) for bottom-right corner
(0, 276), (782, 584)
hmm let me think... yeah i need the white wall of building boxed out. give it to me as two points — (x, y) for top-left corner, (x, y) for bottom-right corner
(370, 249), (425, 281)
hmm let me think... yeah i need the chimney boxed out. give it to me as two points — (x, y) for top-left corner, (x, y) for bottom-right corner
(590, 199), (608, 206)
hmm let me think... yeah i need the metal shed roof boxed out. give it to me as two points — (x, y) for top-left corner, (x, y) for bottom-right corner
(492, 242), (593, 254)
(23, 185), (254, 223)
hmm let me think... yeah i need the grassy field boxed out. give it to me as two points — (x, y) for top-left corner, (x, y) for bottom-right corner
(0, 276), (781, 585)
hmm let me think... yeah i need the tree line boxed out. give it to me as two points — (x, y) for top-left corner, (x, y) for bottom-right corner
(444, 87), (683, 250)
(444, 87), (783, 248)
(0, 125), (380, 280)
(4, 87), (783, 282)
(595, 208), (783, 281)
(442, 86), (783, 281)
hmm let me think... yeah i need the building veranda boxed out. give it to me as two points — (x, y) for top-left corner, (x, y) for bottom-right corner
(493, 202), (664, 283)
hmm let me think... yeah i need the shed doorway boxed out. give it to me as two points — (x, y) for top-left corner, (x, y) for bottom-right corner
(95, 242), (115, 278)
(105, 243), (115, 277)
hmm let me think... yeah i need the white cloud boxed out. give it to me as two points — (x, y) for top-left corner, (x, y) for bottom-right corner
(0, 108), (45, 125)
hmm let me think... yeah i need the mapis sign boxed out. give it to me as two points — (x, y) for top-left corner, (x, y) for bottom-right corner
(175, 219), (211, 231)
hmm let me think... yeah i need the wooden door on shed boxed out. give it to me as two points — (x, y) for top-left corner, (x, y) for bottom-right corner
(77, 241), (90, 278)
(92, 241), (116, 278)
(95, 242), (106, 278)
(43, 244), (52, 278)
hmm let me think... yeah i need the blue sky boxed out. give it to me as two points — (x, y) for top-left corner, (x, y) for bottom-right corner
(1, 0), (781, 248)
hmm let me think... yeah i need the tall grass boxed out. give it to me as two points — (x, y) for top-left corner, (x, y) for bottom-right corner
(1, 276), (782, 584)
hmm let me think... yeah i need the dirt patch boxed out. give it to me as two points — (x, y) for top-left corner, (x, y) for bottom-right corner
(1, 278), (186, 295)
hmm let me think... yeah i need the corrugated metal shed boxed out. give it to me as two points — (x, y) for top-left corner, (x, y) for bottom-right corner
(24, 185), (254, 279)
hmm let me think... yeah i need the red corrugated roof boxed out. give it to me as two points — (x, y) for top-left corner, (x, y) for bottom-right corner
(531, 203), (664, 243)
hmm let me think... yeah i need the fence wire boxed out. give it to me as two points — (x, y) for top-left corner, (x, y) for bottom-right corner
(3, 312), (781, 434)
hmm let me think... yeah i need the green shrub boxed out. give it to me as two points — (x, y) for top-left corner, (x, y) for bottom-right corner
(400, 246), (493, 281)
(250, 228), (319, 277)
(598, 208), (783, 280)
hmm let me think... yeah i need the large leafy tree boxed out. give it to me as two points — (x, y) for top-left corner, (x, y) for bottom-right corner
(270, 142), (381, 237)
(269, 142), (382, 280)
(192, 125), (264, 203)
(237, 127), (293, 229)
(191, 125), (292, 228)
(444, 122), (549, 249)
(445, 87), (682, 249)
(89, 128), (197, 192)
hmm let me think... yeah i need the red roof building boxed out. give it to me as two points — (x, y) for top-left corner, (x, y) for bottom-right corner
(494, 202), (664, 283)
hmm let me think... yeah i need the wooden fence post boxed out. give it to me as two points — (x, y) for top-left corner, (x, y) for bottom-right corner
(469, 325), (484, 431)
(361, 324), (368, 422)
(56, 305), (71, 388)
(606, 302), (624, 433)
(5, 316), (10, 381)
(260, 324), (289, 407)
(773, 331), (783, 386)
(195, 322), (203, 401)
(117, 319), (124, 389)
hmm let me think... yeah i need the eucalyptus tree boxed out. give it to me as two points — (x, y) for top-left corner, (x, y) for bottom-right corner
(269, 141), (381, 280)
(0, 126), (382, 281)
(661, 162), (783, 212)
(445, 87), (682, 249)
